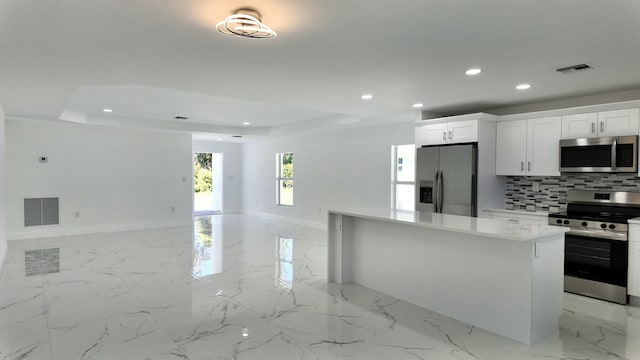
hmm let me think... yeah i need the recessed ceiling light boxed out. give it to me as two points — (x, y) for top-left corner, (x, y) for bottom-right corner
(412, 103), (424, 108)
(103, 108), (113, 113)
(216, 138), (223, 141)
(516, 83), (531, 90)
(361, 94), (373, 100)
(242, 122), (250, 126)
(465, 68), (482, 75)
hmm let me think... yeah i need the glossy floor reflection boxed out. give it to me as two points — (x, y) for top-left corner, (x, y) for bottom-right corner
(1, 214), (639, 359)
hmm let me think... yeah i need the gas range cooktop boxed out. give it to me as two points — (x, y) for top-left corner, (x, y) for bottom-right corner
(548, 211), (636, 224)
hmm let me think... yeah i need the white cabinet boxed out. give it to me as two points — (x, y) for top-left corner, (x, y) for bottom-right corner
(561, 113), (598, 139)
(415, 120), (477, 147)
(561, 109), (639, 139)
(629, 224), (640, 297)
(483, 209), (548, 225)
(496, 117), (561, 176)
(496, 120), (527, 175)
(599, 109), (639, 136)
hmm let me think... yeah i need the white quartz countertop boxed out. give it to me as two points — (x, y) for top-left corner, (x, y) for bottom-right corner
(329, 208), (566, 242)
(483, 208), (549, 217)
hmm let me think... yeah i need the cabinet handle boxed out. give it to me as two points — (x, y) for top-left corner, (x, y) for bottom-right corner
(600, 121), (604, 133)
(528, 161), (531, 171)
(591, 122), (595, 134)
(448, 131), (452, 140)
(521, 161), (524, 172)
(443, 131), (447, 141)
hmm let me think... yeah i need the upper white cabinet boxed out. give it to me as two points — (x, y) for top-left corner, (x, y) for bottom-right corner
(496, 117), (561, 176)
(599, 109), (639, 136)
(415, 120), (477, 147)
(561, 109), (639, 139)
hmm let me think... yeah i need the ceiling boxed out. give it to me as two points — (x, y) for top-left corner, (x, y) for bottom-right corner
(1, 0), (640, 138)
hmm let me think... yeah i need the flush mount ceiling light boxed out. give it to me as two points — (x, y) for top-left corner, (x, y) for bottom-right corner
(516, 83), (531, 90)
(103, 108), (113, 113)
(242, 122), (250, 126)
(465, 68), (482, 75)
(361, 94), (373, 100)
(412, 103), (424, 108)
(216, 7), (277, 39)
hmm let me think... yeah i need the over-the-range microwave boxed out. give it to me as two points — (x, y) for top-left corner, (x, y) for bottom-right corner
(559, 135), (638, 173)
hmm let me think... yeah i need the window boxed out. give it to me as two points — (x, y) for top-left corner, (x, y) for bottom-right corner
(276, 152), (294, 206)
(391, 144), (416, 210)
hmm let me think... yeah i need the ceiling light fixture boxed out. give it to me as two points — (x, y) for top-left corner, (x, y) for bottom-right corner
(412, 103), (424, 108)
(465, 68), (482, 75)
(216, 7), (277, 39)
(361, 94), (373, 100)
(103, 108), (113, 113)
(516, 83), (531, 90)
(242, 122), (250, 126)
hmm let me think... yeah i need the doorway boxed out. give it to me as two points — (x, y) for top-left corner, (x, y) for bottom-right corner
(193, 152), (223, 215)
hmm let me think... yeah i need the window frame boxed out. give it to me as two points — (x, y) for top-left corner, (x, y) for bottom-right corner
(276, 152), (294, 206)
(391, 144), (416, 210)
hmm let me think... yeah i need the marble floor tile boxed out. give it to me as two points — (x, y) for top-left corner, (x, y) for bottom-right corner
(1, 214), (639, 360)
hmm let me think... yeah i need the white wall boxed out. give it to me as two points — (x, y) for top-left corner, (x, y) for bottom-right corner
(242, 114), (415, 226)
(192, 139), (242, 213)
(6, 120), (193, 239)
(0, 106), (6, 273)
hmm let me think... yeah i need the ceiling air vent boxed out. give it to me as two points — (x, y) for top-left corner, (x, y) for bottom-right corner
(232, 135), (243, 138)
(556, 63), (593, 74)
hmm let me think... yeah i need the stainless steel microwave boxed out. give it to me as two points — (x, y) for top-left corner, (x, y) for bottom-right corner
(559, 135), (638, 173)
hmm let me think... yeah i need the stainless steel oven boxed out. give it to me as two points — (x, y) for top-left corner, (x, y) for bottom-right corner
(559, 135), (638, 173)
(548, 190), (640, 304)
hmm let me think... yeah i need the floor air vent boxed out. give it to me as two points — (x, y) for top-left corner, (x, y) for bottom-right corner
(24, 198), (59, 226)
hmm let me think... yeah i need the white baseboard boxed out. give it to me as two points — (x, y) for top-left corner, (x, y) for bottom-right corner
(246, 212), (326, 230)
(6, 219), (192, 241)
(630, 296), (640, 307)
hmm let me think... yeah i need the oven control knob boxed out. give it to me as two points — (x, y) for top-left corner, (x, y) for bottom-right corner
(609, 224), (616, 230)
(556, 219), (563, 224)
(601, 223), (607, 229)
(581, 221), (588, 227)
(563, 220), (570, 225)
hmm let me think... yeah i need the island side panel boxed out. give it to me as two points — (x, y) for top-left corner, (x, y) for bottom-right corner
(349, 216), (536, 344)
(327, 213), (353, 283)
(530, 234), (565, 343)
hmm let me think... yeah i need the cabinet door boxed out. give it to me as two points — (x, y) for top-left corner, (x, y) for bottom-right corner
(527, 117), (562, 176)
(629, 240), (640, 297)
(598, 109), (639, 136)
(561, 113), (597, 139)
(448, 120), (478, 143)
(415, 123), (447, 146)
(496, 120), (527, 176)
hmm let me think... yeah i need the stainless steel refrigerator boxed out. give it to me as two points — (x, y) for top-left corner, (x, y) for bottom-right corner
(415, 143), (478, 216)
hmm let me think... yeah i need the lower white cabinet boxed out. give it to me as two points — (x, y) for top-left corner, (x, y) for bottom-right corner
(483, 209), (548, 225)
(629, 224), (640, 297)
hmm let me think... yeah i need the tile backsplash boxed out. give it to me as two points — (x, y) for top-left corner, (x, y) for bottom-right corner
(506, 174), (640, 212)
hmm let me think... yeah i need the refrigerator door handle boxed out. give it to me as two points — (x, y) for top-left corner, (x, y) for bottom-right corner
(433, 169), (440, 212)
(437, 169), (444, 213)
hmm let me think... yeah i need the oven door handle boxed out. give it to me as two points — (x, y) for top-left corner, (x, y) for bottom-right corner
(565, 229), (627, 242)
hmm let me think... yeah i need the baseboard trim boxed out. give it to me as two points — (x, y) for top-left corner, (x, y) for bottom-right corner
(630, 296), (640, 307)
(6, 219), (192, 241)
(246, 212), (325, 229)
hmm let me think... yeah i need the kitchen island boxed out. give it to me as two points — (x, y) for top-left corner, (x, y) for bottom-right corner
(327, 208), (567, 344)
